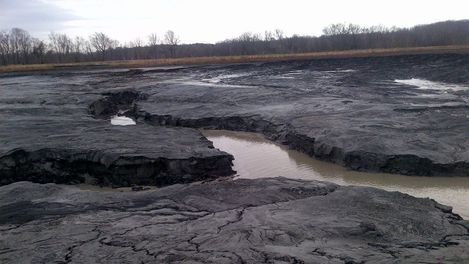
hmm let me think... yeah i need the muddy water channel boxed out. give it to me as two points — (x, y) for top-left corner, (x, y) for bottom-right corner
(202, 130), (469, 219)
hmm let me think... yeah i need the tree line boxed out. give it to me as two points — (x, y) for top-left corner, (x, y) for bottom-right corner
(1, 20), (468, 66)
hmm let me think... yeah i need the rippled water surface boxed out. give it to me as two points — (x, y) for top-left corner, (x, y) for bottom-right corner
(202, 130), (469, 219)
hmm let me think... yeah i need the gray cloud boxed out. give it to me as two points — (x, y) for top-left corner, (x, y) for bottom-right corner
(0, 0), (82, 38)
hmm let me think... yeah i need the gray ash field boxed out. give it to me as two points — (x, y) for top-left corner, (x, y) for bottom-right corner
(4, 53), (468, 184)
(1, 53), (469, 263)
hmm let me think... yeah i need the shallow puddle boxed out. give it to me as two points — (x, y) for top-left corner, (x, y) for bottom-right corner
(202, 130), (469, 219)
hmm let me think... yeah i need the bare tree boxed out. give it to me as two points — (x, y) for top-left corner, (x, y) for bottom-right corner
(274, 29), (284, 40)
(107, 39), (120, 60)
(32, 39), (46, 64)
(236, 32), (262, 55)
(10, 28), (31, 64)
(274, 29), (285, 52)
(322, 23), (365, 50)
(368, 24), (390, 33)
(8, 29), (20, 64)
(148, 33), (159, 46)
(264, 31), (274, 42)
(84, 40), (94, 61)
(0, 30), (11, 65)
(72, 36), (86, 62)
(130, 37), (145, 59)
(17, 29), (32, 64)
(73, 36), (85, 53)
(148, 33), (159, 59)
(323, 23), (364, 35)
(90, 32), (113, 61)
(130, 37), (143, 47)
(163, 30), (180, 58)
(49, 32), (72, 62)
(323, 23), (346, 35)
(238, 32), (253, 55)
(263, 31), (275, 53)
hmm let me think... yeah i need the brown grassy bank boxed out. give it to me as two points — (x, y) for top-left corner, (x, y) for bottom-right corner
(1, 45), (468, 74)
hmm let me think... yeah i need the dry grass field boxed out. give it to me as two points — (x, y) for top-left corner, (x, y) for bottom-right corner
(1, 45), (468, 73)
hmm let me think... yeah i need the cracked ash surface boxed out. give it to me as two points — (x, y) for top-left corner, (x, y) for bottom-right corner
(1, 178), (468, 263)
(1, 53), (469, 263)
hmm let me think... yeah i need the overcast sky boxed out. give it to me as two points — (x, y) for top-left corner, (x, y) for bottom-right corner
(1, 0), (468, 45)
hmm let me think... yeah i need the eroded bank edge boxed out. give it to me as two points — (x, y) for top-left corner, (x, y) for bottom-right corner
(118, 90), (468, 177)
(0, 89), (236, 187)
(2, 88), (468, 188)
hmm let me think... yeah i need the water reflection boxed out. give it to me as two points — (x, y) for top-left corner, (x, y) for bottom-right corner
(202, 130), (469, 219)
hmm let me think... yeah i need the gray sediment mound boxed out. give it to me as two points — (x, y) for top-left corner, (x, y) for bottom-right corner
(0, 178), (468, 263)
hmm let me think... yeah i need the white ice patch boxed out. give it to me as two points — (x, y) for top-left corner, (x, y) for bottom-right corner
(395, 78), (468, 91)
(111, 116), (136, 126)
(276, 70), (305, 79)
(324, 69), (357, 73)
(202, 73), (250, 84)
(285, 70), (304, 75)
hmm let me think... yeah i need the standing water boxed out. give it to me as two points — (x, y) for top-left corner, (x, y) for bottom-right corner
(202, 130), (469, 219)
